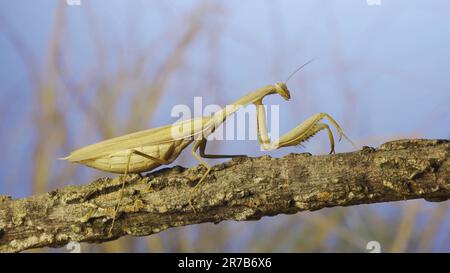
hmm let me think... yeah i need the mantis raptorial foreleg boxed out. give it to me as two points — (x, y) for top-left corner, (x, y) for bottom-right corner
(108, 149), (172, 235)
(306, 123), (336, 154)
(254, 99), (352, 153)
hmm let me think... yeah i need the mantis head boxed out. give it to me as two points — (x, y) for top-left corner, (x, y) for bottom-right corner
(273, 58), (317, 101)
(274, 82), (291, 101)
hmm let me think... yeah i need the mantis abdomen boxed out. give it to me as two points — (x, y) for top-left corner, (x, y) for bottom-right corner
(76, 139), (193, 173)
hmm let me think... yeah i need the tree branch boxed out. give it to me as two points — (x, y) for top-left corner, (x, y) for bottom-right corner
(1, 139), (449, 252)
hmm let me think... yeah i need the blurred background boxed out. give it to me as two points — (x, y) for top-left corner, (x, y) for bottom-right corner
(0, 0), (449, 252)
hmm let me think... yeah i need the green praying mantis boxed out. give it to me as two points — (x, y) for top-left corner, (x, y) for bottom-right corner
(60, 59), (353, 235)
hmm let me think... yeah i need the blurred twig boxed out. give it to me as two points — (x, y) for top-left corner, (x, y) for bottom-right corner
(390, 202), (420, 252)
(417, 202), (449, 252)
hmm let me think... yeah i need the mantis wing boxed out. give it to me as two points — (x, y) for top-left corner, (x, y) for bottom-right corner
(61, 117), (213, 162)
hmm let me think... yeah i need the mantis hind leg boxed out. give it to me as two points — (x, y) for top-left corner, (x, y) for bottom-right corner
(108, 152), (132, 236)
(108, 149), (171, 236)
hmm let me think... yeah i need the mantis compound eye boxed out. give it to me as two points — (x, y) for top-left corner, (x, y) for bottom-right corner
(275, 82), (291, 101)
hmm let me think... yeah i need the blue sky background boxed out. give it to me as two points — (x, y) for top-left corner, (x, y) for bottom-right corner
(0, 0), (449, 252)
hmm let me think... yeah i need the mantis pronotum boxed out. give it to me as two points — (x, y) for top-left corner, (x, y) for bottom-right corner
(60, 60), (353, 235)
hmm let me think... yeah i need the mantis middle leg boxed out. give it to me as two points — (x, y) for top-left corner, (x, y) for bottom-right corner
(188, 138), (246, 212)
(191, 138), (247, 188)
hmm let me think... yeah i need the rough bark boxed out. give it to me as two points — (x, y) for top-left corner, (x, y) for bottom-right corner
(0, 139), (449, 252)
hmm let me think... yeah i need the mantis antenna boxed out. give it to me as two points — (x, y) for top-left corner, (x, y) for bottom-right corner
(285, 58), (318, 84)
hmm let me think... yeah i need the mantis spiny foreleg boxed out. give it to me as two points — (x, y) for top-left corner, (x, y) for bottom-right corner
(254, 99), (352, 152)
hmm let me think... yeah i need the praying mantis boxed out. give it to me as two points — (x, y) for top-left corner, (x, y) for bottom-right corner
(60, 60), (353, 235)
